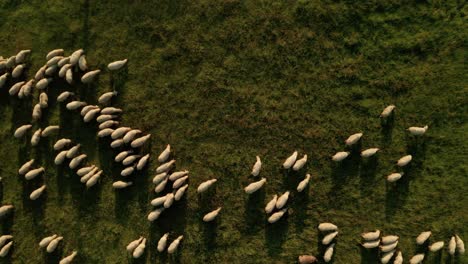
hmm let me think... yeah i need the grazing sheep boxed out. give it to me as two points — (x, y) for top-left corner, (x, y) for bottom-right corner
(12, 64), (25, 78)
(397, 155), (412, 167)
(39, 234), (58, 248)
(19, 159), (35, 175)
(394, 251), (403, 264)
(265, 195), (278, 214)
(32, 103), (42, 121)
(112, 181), (133, 189)
(77, 165), (96, 177)
(30, 185), (46, 200)
(78, 55), (88, 71)
(100, 107), (122, 115)
(57, 91), (74, 102)
(0, 205), (14, 218)
(148, 208), (165, 222)
(158, 144), (171, 163)
(58, 63), (72, 77)
(298, 255), (317, 264)
(66, 144), (81, 159)
(25, 167), (45, 180)
(132, 238), (146, 259)
(96, 114), (117, 123)
(14, 124), (32, 138)
(0, 73), (8, 89)
(69, 154), (87, 170)
(54, 150), (68, 165)
(163, 193), (175, 208)
(80, 168), (99, 183)
(0, 241), (13, 257)
(41, 125), (60, 137)
(152, 172), (168, 185)
(409, 253), (424, 264)
(66, 69), (73, 84)
(126, 237), (143, 252)
(86, 171), (102, 188)
(154, 178), (168, 193)
(121, 167), (135, 177)
(293, 154), (307, 171)
(449, 236), (456, 255)
(345, 133), (363, 146)
(361, 239), (380, 249)
(151, 196), (167, 207)
(381, 235), (399, 244)
(380, 250), (395, 264)
(408, 125), (428, 136)
(131, 134), (151, 148)
(283, 151), (298, 169)
(69, 49), (84, 65)
(57, 57), (70, 67)
(175, 184), (189, 201)
(322, 231), (338, 245)
(122, 129), (141, 143)
(99, 120), (119, 130)
(66, 101), (87, 111)
(46, 56), (63, 66)
(36, 77), (51, 90)
(275, 191), (290, 209)
(0, 235), (12, 248)
(361, 230), (380, 241)
(98, 91), (118, 105)
(323, 243), (335, 263)
(332, 151), (349, 162)
(115, 150), (133, 162)
(156, 160), (176, 174)
(5, 56), (16, 68)
(297, 174), (311, 192)
(268, 208), (288, 223)
(97, 128), (114, 138)
(203, 207), (222, 222)
(197, 179), (217, 193)
(110, 139), (124, 148)
(81, 105), (99, 116)
(157, 233), (169, 252)
(361, 148), (379, 158)
(111, 127), (131, 139)
(167, 171), (187, 181)
(244, 178), (267, 194)
(81, 70), (101, 83)
(108, 59), (128, 71)
(9, 81), (25, 95)
(46, 49), (64, 60)
(387, 172), (404, 183)
(34, 66), (47, 80)
(59, 251), (78, 264)
(15, 49), (31, 63)
(45, 65), (58, 75)
(251, 156), (262, 176)
(318, 223), (338, 232)
(429, 241), (444, 252)
(55, 139), (72, 151)
(456, 235), (465, 254)
(167, 235), (183, 254)
(83, 108), (101, 122)
(380, 241), (398, 252)
(46, 236), (63, 253)
(136, 154), (150, 170)
(122, 155), (141, 166)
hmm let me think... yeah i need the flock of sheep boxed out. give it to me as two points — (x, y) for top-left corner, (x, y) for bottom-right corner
(0, 48), (465, 263)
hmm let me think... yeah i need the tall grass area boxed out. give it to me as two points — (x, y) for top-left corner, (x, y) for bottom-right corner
(0, 0), (466, 263)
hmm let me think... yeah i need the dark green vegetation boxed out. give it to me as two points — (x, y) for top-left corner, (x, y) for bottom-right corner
(0, 0), (467, 263)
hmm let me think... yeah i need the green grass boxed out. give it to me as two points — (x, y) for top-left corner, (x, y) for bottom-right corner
(0, 0), (467, 263)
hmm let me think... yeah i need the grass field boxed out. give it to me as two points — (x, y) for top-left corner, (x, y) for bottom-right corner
(0, 0), (467, 263)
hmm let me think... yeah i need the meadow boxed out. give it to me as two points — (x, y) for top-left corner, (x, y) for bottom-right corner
(0, 0), (467, 263)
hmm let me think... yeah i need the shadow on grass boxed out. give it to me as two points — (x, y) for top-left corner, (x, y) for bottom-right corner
(265, 213), (289, 257)
(380, 115), (395, 148)
(43, 245), (64, 264)
(292, 185), (309, 233)
(385, 166), (410, 221)
(330, 152), (360, 198)
(359, 157), (379, 195)
(360, 246), (378, 264)
(243, 190), (265, 235)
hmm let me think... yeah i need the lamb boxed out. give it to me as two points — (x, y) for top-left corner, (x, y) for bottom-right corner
(244, 178), (267, 194)
(175, 184), (189, 201)
(345, 133), (363, 146)
(322, 231), (338, 245)
(265, 195), (278, 214)
(5, 56), (16, 68)
(332, 151), (349, 162)
(323, 243), (335, 262)
(292, 154), (307, 171)
(136, 154), (150, 170)
(158, 144), (171, 163)
(108, 59), (128, 71)
(397, 155), (412, 167)
(251, 156), (262, 176)
(203, 207), (222, 222)
(19, 159), (35, 175)
(297, 174), (311, 192)
(275, 191), (290, 209)
(131, 134), (151, 148)
(167, 235), (183, 254)
(69, 154), (87, 170)
(157, 233), (169, 252)
(112, 181), (133, 189)
(283, 151), (298, 169)
(408, 125), (428, 136)
(197, 179), (217, 193)
(148, 208), (165, 222)
(268, 208), (288, 223)
(81, 70), (101, 83)
(29, 185), (46, 200)
(156, 160), (176, 174)
(132, 238), (146, 258)
(361, 148), (380, 158)
(98, 91), (118, 105)
(41, 125), (60, 137)
(14, 124), (32, 138)
(25, 167), (45, 180)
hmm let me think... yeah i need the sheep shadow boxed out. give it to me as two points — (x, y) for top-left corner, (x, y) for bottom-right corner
(111, 67), (129, 102)
(360, 246), (378, 264)
(292, 187), (309, 233)
(243, 190), (265, 235)
(43, 246), (64, 264)
(359, 157), (379, 195)
(380, 115), (395, 147)
(265, 213), (289, 257)
(329, 153), (361, 197)
(384, 167), (411, 221)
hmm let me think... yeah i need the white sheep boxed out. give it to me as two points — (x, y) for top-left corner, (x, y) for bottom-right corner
(156, 160), (176, 174)
(78, 55), (88, 71)
(66, 101), (87, 111)
(39, 234), (57, 248)
(15, 49), (31, 63)
(46, 56), (63, 66)
(132, 238), (146, 258)
(45, 65), (58, 76)
(25, 167), (45, 180)
(381, 235), (399, 244)
(12, 64), (25, 78)
(34, 66), (47, 80)
(14, 124), (32, 138)
(197, 179), (217, 193)
(32, 103), (42, 121)
(268, 208), (288, 223)
(35, 77), (51, 90)
(154, 178), (168, 193)
(19, 159), (35, 175)
(57, 57), (70, 67)
(175, 184), (189, 201)
(30, 185), (46, 200)
(380, 250), (395, 264)
(456, 234), (465, 254)
(96, 114), (117, 123)
(69, 154), (87, 170)
(115, 150), (133, 162)
(428, 241), (444, 252)
(0, 241), (13, 257)
(58, 63), (72, 77)
(100, 107), (122, 115)
(41, 125), (60, 137)
(122, 155), (141, 166)
(131, 134), (151, 148)
(9, 81), (25, 95)
(394, 251), (403, 264)
(345, 132), (363, 146)
(46, 236), (63, 253)
(409, 253), (424, 264)
(151, 196), (167, 207)
(69, 49), (84, 65)
(111, 127), (131, 139)
(158, 144), (171, 163)
(83, 108), (101, 122)
(148, 208), (165, 222)
(55, 150), (69, 165)
(380, 241), (398, 253)
(293, 154), (307, 171)
(97, 128), (114, 138)
(318, 223), (338, 232)
(332, 151), (349, 162)
(81, 70), (101, 84)
(59, 251), (78, 264)
(275, 191), (290, 209)
(361, 148), (379, 158)
(0, 235), (12, 248)
(80, 105), (99, 116)
(167, 235), (183, 254)
(387, 172), (404, 183)
(65, 68), (73, 84)
(322, 231), (338, 245)
(66, 144), (81, 159)
(5, 56), (16, 68)
(265, 195), (277, 214)
(110, 140), (124, 149)
(57, 91), (74, 102)
(0, 205), (13, 218)
(80, 168), (99, 183)
(244, 178), (267, 194)
(361, 239), (380, 249)
(157, 233), (169, 252)
(122, 129), (141, 143)
(408, 125), (428, 136)
(126, 237), (143, 252)
(251, 156), (262, 176)
(108, 59), (128, 71)
(397, 155), (412, 167)
(46, 49), (64, 60)
(283, 151), (298, 169)
(99, 120), (119, 130)
(449, 236), (456, 255)
(152, 172), (168, 185)
(98, 91), (118, 105)
(297, 174), (311, 192)
(112, 181), (133, 189)
(86, 171), (102, 188)
(0, 73), (8, 89)
(361, 230), (380, 241)
(323, 243), (335, 263)
(298, 255), (317, 264)
(77, 165), (96, 177)
(121, 167), (135, 177)
(203, 207), (222, 222)
(136, 154), (150, 170)
(163, 193), (175, 208)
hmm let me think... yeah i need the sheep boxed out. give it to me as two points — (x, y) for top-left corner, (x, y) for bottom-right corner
(152, 172), (168, 185)
(156, 144), (172, 163)
(0, 73), (8, 89)
(345, 132), (363, 146)
(32, 103), (42, 121)
(0, 59), (5, 70)
(429, 241), (444, 252)
(5, 56), (16, 68)
(151, 196), (167, 207)
(99, 120), (119, 130)
(46, 236), (63, 253)
(115, 150), (133, 162)
(244, 178), (267, 194)
(268, 208), (288, 223)
(57, 57), (70, 67)
(163, 193), (175, 208)
(251, 156), (262, 176)
(131, 134), (151, 148)
(112, 181), (133, 189)
(41, 125), (60, 137)
(46, 49), (64, 60)
(167, 235), (183, 254)
(293, 154), (307, 171)
(69, 49), (84, 65)
(110, 139), (124, 148)
(276, 191), (290, 209)
(111, 127), (131, 139)
(25, 167), (45, 180)
(148, 207), (165, 222)
(40, 234), (58, 248)
(157, 233), (169, 252)
(361, 230), (380, 241)
(0, 205), (14, 218)
(408, 125), (428, 136)
(203, 207), (222, 222)
(96, 114), (117, 123)
(66, 101), (87, 111)
(318, 223), (338, 232)
(57, 91), (74, 102)
(69, 154), (87, 170)
(31, 129), (42, 146)
(58, 63), (72, 77)
(55, 150), (69, 165)
(175, 184), (189, 201)
(0, 235), (13, 248)
(394, 251), (403, 264)
(361, 239), (380, 249)
(122, 155), (141, 166)
(19, 159), (35, 175)
(80, 168), (99, 183)
(100, 107), (122, 115)
(298, 255), (317, 264)
(136, 154), (150, 170)
(14, 124), (32, 138)
(381, 235), (399, 244)
(12, 64), (25, 78)
(77, 165), (96, 177)
(121, 166), (135, 177)
(9, 81), (25, 95)
(449, 236), (456, 255)
(154, 178), (168, 193)
(81, 70), (101, 83)
(361, 148), (379, 158)
(97, 128), (114, 138)
(59, 251), (78, 264)
(86, 171), (102, 188)
(0, 241), (13, 257)
(332, 151), (349, 162)
(46, 56), (63, 66)
(456, 234), (465, 254)
(45, 65), (58, 76)
(38, 92), (48, 107)
(323, 243), (335, 263)
(108, 59), (128, 71)
(21, 80), (34, 97)
(156, 160), (176, 174)
(83, 108), (101, 122)
(397, 155), (412, 167)
(29, 185), (47, 200)
(66, 69), (73, 84)
(123, 129), (141, 143)
(78, 55), (88, 71)
(34, 66), (47, 80)
(297, 174), (311, 192)
(283, 151), (298, 169)
(15, 49), (31, 63)
(380, 250), (395, 264)
(387, 172), (404, 183)
(126, 237), (143, 252)
(197, 179), (217, 193)
(98, 91), (118, 105)
(409, 253), (424, 264)
(35, 77), (51, 90)
(132, 238), (146, 259)
(265, 195), (278, 214)
(81, 105), (99, 116)
(322, 231), (338, 245)
(55, 139), (72, 151)
(380, 241), (398, 253)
